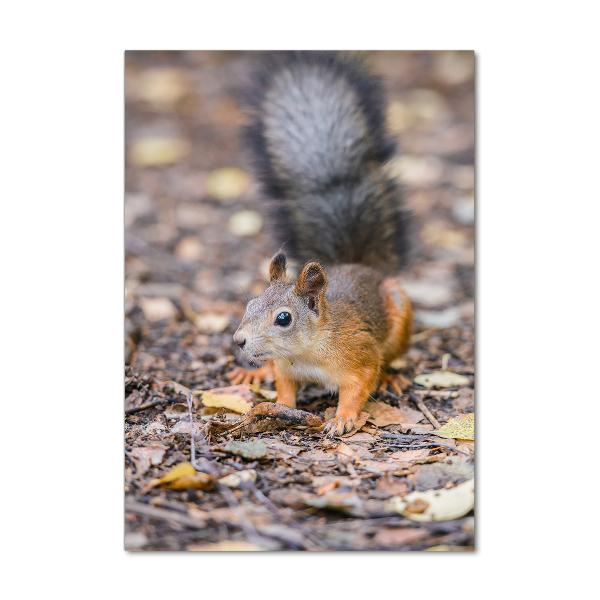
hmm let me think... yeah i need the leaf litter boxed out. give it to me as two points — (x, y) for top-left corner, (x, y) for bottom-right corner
(125, 50), (475, 551)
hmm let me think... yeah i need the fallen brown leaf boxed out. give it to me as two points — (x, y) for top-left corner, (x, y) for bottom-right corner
(130, 444), (167, 474)
(364, 401), (424, 427)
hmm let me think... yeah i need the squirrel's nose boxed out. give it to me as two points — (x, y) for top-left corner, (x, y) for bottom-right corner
(233, 331), (246, 349)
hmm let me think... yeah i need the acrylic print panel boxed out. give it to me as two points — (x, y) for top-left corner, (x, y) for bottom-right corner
(125, 50), (475, 551)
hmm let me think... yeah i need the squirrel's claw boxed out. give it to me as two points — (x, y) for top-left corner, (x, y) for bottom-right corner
(323, 416), (355, 438)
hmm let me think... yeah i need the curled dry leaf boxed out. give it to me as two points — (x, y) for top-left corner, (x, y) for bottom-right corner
(225, 402), (322, 436)
(434, 413), (474, 440)
(218, 469), (257, 488)
(200, 385), (253, 414)
(387, 478), (474, 522)
(145, 462), (215, 492)
(414, 370), (471, 388)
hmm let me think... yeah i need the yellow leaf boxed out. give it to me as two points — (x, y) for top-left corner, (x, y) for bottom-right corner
(129, 136), (190, 166)
(158, 462), (195, 483)
(200, 385), (253, 414)
(249, 384), (277, 401)
(206, 168), (250, 201)
(435, 413), (474, 440)
(146, 462), (215, 492)
(228, 210), (263, 237)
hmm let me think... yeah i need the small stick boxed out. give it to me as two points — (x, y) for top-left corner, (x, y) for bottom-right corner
(244, 482), (320, 551)
(125, 399), (166, 414)
(381, 443), (470, 456)
(380, 433), (433, 440)
(409, 392), (441, 429)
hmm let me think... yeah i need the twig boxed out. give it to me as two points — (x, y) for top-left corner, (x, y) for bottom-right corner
(244, 481), (320, 550)
(186, 393), (219, 476)
(409, 392), (441, 429)
(125, 399), (166, 414)
(381, 443), (470, 456)
(125, 500), (207, 529)
(380, 433), (433, 440)
(216, 482), (266, 548)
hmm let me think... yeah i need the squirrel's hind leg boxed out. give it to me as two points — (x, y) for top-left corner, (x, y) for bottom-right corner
(378, 371), (411, 396)
(377, 277), (414, 395)
(226, 361), (275, 386)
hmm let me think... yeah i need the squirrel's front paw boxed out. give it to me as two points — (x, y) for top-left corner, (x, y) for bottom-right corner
(226, 362), (274, 386)
(323, 415), (355, 438)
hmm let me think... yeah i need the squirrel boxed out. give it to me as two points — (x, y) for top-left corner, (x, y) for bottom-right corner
(227, 51), (414, 437)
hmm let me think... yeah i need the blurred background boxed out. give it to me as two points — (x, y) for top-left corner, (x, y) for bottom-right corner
(125, 51), (474, 392)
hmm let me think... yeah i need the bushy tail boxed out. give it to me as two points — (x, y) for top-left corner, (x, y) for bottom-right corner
(241, 51), (412, 274)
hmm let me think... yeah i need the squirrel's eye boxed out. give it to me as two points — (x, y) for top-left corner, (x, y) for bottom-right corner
(275, 312), (292, 327)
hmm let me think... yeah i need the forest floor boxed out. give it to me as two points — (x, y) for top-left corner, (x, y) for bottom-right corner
(124, 50), (475, 551)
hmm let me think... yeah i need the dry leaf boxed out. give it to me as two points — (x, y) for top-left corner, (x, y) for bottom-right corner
(130, 136), (190, 166)
(206, 168), (250, 201)
(130, 444), (167, 474)
(317, 480), (341, 496)
(389, 449), (431, 462)
(138, 68), (188, 107)
(376, 474), (408, 497)
(387, 478), (474, 521)
(139, 297), (177, 321)
(219, 469), (257, 488)
(249, 384), (277, 401)
(225, 402), (322, 436)
(228, 210), (263, 237)
(222, 440), (268, 460)
(414, 370), (470, 388)
(200, 385), (253, 414)
(174, 237), (204, 260)
(146, 462), (215, 492)
(435, 413), (474, 440)
(305, 492), (363, 517)
(363, 401), (423, 427)
(193, 313), (229, 334)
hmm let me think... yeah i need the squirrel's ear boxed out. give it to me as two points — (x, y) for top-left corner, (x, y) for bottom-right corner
(295, 262), (327, 313)
(268, 252), (287, 283)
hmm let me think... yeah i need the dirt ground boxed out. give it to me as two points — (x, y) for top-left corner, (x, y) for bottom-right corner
(124, 50), (475, 551)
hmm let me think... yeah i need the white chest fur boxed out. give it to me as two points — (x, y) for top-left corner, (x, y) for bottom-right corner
(277, 358), (339, 391)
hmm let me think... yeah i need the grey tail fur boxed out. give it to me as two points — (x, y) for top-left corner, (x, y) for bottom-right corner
(240, 51), (412, 275)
